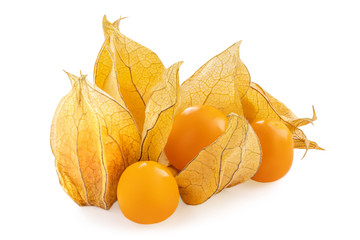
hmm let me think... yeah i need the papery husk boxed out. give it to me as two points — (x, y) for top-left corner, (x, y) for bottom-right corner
(94, 16), (181, 163)
(242, 82), (323, 156)
(50, 72), (140, 209)
(175, 114), (261, 205)
(94, 16), (165, 134)
(175, 42), (262, 205)
(178, 41), (249, 117)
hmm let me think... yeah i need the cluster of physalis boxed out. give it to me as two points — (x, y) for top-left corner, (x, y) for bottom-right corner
(50, 16), (322, 224)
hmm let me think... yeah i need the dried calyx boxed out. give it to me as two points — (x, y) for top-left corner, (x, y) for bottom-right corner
(50, 16), (321, 208)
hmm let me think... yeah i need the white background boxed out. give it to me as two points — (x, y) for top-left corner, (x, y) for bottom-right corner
(1, 0), (359, 239)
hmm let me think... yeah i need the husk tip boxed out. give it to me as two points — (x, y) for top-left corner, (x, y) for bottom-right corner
(301, 149), (308, 160)
(79, 71), (87, 80)
(311, 105), (317, 124)
(174, 61), (184, 68)
(103, 14), (128, 30)
(63, 70), (78, 85)
(102, 15), (109, 24)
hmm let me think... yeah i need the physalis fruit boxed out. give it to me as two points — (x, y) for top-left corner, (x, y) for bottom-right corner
(117, 161), (179, 224)
(165, 105), (228, 170)
(251, 120), (294, 182)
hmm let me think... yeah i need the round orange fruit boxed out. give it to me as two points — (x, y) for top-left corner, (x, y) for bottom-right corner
(117, 161), (179, 224)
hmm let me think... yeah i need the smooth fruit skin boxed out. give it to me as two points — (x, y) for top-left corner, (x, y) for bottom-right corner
(251, 120), (294, 183)
(164, 105), (228, 170)
(117, 161), (179, 224)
